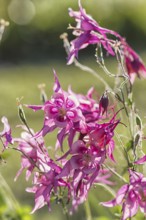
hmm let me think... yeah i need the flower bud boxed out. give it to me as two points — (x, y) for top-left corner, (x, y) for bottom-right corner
(99, 91), (109, 115)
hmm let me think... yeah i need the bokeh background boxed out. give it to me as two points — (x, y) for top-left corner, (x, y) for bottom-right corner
(0, 0), (146, 219)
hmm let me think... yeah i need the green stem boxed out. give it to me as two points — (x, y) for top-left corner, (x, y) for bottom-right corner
(84, 199), (92, 220)
(0, 172), (20, 211)
(115, 131), (131, 167)
(61, 199), (69, 220)
(74, 59), (112, 91)
(61, 32), (112, 92)
(103, 164), (127, 183)
(95, 183), (116, 197)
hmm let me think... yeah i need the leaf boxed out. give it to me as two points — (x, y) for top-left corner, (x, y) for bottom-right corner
(115, 93), (123, 103)
(18, 105), (27, 124)
(136, 115), (142, 130)
(126, 140), (133, 151)
(127, 92), (133, 106)
(134, 133), (140, 148)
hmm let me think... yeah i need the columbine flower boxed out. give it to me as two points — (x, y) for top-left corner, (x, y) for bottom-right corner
(57, 140), (102, 211)
(67, 0), (121, 64)
(101, 169), (146, 220)
(26, 168), (69, 213)
(0, 116), (13, 149)
(58, 140), (102, 179)
(99, 91), (109, 116)
(67, 1), (146, 84)
(83, 115), (120, 161)
(122, 41), (146, 83)
(74, 87), (100, 123)
(14, 128), (51, 181)
(134, 155), (146, 164)
(27, 72), (85, 141)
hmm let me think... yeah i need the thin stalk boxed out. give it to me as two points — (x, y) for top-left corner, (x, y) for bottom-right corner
(60, 33), (112, 92)
(120, 89), (133, 139)
(115, 131), (131, 166)
(103, 164), (127, 183)
(95, 183), (116, 197)
(61, 199), (69, 220)
(74, 59), (112, 91)
(0, 172), (20, 211)
(84, 199), (92, 220)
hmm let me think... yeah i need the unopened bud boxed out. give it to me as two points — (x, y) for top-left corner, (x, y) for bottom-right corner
(38, 83), (47, 103)
(16, 97), (27, 124)
(99, 91), (109, 115)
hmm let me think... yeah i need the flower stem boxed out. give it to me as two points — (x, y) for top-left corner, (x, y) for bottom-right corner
(61, 199), (69, 220)
(103, 164), (127, 183)
(84, 199), (92, 220)
(74, 59), (112, 91)
(95, 183), (116, 197)
(0, 172), (20, 211)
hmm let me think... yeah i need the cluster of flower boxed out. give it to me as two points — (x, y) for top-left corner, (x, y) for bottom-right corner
(0, 70), (119, 214)
(67, 0), (146, 84)
(1, 1), (146, 220)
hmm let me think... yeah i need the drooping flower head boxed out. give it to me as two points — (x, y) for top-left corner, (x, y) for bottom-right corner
(101, 169), (146, 220)
(67, 0), (121, 65)
(26, 168), (70, 213)
(14, 128), (51, 181)
(121, 40), (146, 84)
(67, 1), (146, 84)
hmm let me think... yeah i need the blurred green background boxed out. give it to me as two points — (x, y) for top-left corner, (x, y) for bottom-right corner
(0, 0), (146, 62)
(0, 0), (146, 220)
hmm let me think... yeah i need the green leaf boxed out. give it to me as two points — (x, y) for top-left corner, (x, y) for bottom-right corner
(134, 133), (140, 148)
(136, 115), (142, 130)
(18, 105), (27, 124)
(115, 93), (123, 102)
(126, 140), (133, 151)
(127, 92), (133, 106)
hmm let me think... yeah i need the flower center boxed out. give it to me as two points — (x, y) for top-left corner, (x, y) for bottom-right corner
(59, 108), (66, 117)
(83, 153), (92, 164)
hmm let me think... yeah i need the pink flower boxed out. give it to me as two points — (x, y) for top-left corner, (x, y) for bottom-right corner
(67, 0), (121, 64)
(26, 168), (69, 213)
(83, 115), (120, 161)
(134, 155), (146, 164)
(58, 140), (103, 179)
(67, 1), (146, 84)
(122, 41), (146, 83)
(57, 140), (103, 211)
(27, 72), (85, 140)
(75, 87), (101, 123)
(101, 169), (146, 220)
(14, 128), (51, 181)
(0, 116), (13, 149)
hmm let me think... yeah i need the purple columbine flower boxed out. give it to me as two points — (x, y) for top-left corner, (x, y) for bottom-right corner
(58, 140), (103, 179)
(26, 168), (69, 213)
(74, 87), (101, 123)
(27, 72), (85, 140)
(67, 0), (121, 64)
(67, 1), (146, 84)
(0, 116), (13, 149)
(57, 140), (103, 211)
(83, 115), (120, 161)
(14, 129), (51, 181)
(134, 155), (146, 164)
(101, 169), (146, 220)
(122, 41), (146, 84)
